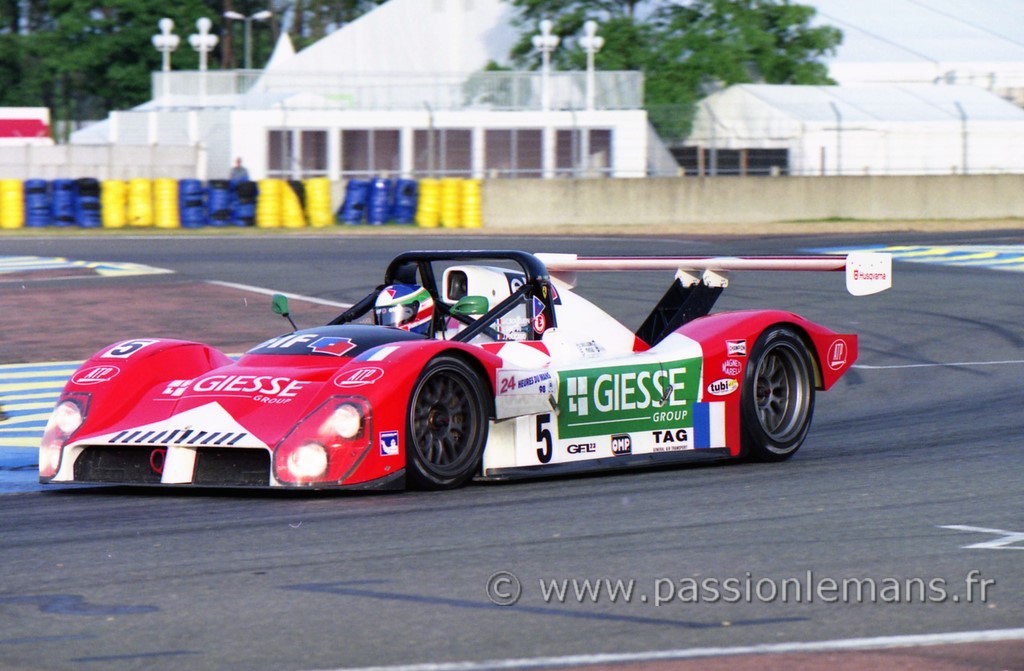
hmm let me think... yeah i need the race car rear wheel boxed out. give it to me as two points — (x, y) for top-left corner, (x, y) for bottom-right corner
(741, 326), (815, 461)
(406, 355), (489, 489)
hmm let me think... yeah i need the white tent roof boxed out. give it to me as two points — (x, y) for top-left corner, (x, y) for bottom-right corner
(808, 0), (1024, 86)
(688, 84), (1024, 175)
(267, 0), (520, 76)
(736, 84), (1024, 124)
(690, 84), (1024, 145)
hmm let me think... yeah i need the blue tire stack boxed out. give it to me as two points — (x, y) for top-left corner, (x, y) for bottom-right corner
(207, 180), (231, 226)
(391, 179), (418, 225)
(367, 177), (392, 225)
(179, 179), (205, 228)
(338, 179), (370, 225)
(232, 180), (257, 226)
(24, 179), (50, 227)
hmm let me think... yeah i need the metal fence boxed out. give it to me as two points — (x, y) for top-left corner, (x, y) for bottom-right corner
(151, 70), (644, 112)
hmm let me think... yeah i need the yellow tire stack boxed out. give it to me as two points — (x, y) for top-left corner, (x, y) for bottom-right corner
(440, 178), (463, 228)
(256, 179), (282, 228)
(153, 178), (180, 229)
(304, 178), (333, 228)
(461, 179), (483, 228)
(281, 182), (306, 228)
(127, 178), (153, 227)
(101, 180), (128, 228)
(415, 178), (441, 228)
(0, 179), (24, 229)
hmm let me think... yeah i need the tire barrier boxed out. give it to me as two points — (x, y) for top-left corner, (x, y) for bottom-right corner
(153, 178), (180, 229)
(415, 178), (441, 228)
(339, 179), (370, 225)
(0, 179), (25, 229)
(256, 178), (282, 228)
(127, 178), (153, 227)
(367, 177), (392, 225)
(24, 179), (50, 228)
(51, 179), (76, 227)
(73, 178), (102, 228)
(462, 179), (483, 229)
(0, 177), (470, 230)
(282, 181), (307, 228)
(178, 179), (205, 228)
(440, 178), (463, 228)
(101, 180), (127, 228)
(207, 179), (232, 227)
(304, 177), (333, 228)
(233, 180), (257, 227)
(392, 179), (418, 224)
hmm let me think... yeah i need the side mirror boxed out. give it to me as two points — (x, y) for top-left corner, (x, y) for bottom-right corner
(450, 295), (489, 317)
(272, 293), (298, 330)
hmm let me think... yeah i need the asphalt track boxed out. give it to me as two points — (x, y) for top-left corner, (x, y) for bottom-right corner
(0, 230), (1022, 671)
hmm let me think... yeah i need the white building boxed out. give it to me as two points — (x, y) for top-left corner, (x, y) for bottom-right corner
(71, 0), (655, 181)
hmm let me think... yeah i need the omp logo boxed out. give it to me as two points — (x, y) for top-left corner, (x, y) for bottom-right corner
(557, 360), (700, 439)
(611, 434), (632, 456)
(162, 380), (192, 397)
(565, 376), (589, 416)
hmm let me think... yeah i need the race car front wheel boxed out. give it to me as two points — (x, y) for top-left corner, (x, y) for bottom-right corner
(740, 326), (816, 461)
(406, 355), (489, 489)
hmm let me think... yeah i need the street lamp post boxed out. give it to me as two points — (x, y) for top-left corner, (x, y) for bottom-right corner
(151, 18), (180, 100)
(532, 19), (560, 112)
(152, 18), (180, 73)
(223, 10), (273, 70)
(189, 17), (218, 72)
(579, 20), (604, 111)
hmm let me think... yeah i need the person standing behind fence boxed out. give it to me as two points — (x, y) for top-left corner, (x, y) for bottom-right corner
(230, 157), (249, 181)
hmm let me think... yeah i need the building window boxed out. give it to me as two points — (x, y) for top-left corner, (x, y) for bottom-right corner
(414, 128), (472, 177)
(485, 129), (542, 178)
(341, 129), (400, 177)
(673, 148), (790, 176)
(556, 129), (612, 177)
(268, 129), (328, 178)
(267, 130), (294, 178)
(300, 131), (328, 176)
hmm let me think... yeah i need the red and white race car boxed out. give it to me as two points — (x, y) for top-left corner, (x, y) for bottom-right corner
(40, 249), (890, 490)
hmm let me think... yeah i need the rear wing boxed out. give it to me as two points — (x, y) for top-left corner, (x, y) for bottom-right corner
(536, 251), (892, 296)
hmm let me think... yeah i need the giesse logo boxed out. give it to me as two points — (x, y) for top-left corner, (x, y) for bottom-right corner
(558, 360), (700, 439)
(565, 377), (589, 416)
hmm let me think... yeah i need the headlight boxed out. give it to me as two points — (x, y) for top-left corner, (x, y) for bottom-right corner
(287, 442), (329, 480)
(39, 393), (90, 480)
(323, 403), (362, 439)
(274, 397), (372, 486)
(49, 401), (84, 435)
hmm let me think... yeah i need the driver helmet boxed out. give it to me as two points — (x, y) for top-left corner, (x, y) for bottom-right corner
(374, 284), (434, 335)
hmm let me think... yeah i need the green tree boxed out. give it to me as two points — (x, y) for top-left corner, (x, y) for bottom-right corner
(0, 0), (387, 134)
(505, 0), (841, 141)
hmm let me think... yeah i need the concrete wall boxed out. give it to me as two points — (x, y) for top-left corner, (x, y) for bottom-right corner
(0, 145), (201, 180)
(482, 175), (1024, 227)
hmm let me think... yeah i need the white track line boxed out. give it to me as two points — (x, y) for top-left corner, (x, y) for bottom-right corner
(855, 359), (1024, 370)
(311, 628), (1024, 671)
(206, 280), (352, 308)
